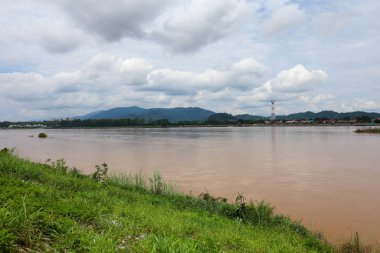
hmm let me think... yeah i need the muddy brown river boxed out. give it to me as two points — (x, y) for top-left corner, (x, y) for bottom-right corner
(1, 126), (379, 244)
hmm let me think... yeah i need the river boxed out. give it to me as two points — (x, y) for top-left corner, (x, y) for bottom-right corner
(0, 126), (379, 243)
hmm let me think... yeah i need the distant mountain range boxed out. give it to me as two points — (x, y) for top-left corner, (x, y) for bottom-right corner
(78, 106), (214, 122)
(77, 107), (380, 123)
(276, 110), (380, 121)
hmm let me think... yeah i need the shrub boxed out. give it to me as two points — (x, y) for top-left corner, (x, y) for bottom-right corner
(150, 171), (165, 195)
(92, 163), (109, 183)
(51, 159), (69, 173)
(339, 232), (371, 253)
(38, 133), (48, 138)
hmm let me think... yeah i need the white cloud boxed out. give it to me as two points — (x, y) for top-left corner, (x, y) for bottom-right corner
(264, 65), (327, 93)
(0, 2), (85, 54)
(262, 2), (306, 37)
(231, 58), (267, 76)
(236, 65), (328, 112)
(37, 24), (85, 54)
(314, 11), (358, 37)
(151, 0), (254, 52)
(340, 99), (380, 112)
(145, 57), (266, 94)
(311, 94), (334, 104)
(0, 72), (52, 102)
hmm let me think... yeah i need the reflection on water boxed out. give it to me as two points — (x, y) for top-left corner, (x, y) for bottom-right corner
(0, 126), (379, 243)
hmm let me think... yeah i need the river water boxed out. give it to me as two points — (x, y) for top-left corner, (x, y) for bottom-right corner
(0, 126), (379, 243)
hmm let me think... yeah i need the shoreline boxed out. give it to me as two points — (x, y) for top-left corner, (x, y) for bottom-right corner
(1, 123), (378, 130)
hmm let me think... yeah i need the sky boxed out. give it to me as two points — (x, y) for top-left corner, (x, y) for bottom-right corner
(0, 0), (379, 120)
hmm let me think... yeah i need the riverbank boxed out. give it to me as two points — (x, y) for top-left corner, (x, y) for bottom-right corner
(0, 149), (336, 252)
(2, 122), (379, 130)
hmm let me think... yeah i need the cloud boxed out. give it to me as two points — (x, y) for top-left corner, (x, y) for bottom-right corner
(314, 11), (359, 37)
(145, 57), (267, 94)
(58, 0), (172, 41)
(262, 2), (306, 37)
(231, 58), (267, 76)
(311, 94), (334, 104)
(0, 2), (85, 54)
(51, 0), (257, 52)
(264, 65), (327, 93)
(146, 68), (228, 95)
(151, 0), (254, 52)
(37, 24), (85, 53)
(236, 65), (328, 111)
(0, 72), (52, 102)
(340, 99), (380, 112)
(79, 54), (153, 88)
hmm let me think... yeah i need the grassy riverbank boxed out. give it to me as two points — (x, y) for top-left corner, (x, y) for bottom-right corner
(0, 149), (367, 252)
(355, 128), (380, 134)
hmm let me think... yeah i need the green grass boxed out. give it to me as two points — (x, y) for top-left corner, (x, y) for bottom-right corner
(0, 148), (341, 252)
(355, 128), (380, 134)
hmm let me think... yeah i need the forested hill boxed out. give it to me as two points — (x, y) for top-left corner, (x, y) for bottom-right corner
(276, 110), (380, 120)
(77, 107), (380, 123)
(78, 106), (215, 123)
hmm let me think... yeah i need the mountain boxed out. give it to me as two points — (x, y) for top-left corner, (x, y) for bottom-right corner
(77, 107), (380, 123)
(78, 106), (215, 123)
(277, 110), (380, 120)
(86, 106), (145, 119)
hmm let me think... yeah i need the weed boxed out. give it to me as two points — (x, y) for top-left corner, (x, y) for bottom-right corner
(150, 171), (170, 195)
(339, 233), (373, 253)
(93, 163), (109, 183)
(152, 235), (198, 253)
(51, 159), (69, 173)
(69, 167), (82, 177)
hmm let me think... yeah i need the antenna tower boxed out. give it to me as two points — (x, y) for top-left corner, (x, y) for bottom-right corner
(270, 100), (276, 121)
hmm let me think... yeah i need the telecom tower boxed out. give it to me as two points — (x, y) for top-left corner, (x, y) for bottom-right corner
(270, 100), (276, 122)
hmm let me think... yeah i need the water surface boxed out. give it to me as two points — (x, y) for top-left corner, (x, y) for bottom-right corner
(1, 126), (379, 243)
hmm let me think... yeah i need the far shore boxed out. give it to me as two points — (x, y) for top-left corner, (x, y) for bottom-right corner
(1, 123), (379, 130)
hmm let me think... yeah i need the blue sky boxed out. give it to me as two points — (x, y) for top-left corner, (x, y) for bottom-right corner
(0, 0), (379, 120)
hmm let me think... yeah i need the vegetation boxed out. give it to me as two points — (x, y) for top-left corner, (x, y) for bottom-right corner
(38, 132), (48, 138)
(205, 113), (237, 124)
(339, 233), (377, 253)
(355, 128), (380, 134)
(0, 149), (338, 252)
(276, 111), (380, 121)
